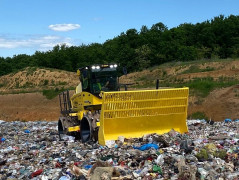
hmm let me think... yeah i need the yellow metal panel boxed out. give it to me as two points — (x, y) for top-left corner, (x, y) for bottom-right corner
(96, 122), (100, 127)
(77, 111), (85, 121)
(98, 88), (189, 145)
(68, 126), (80, 132)
(71, 92), (102, 112)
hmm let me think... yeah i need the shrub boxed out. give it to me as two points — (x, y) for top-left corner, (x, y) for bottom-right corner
(43, 80), (49, 86)
(42, 88), (62, 100)
(190, 111), (208, 120)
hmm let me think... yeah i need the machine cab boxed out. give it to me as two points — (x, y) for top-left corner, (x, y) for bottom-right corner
(79, 64), (118, 96)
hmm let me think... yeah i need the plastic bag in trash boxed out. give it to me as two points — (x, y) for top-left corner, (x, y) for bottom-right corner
(61, 135), (75, 141)
(133, 143), (159, 151)
(224, 119), (232, 123)
(155, 154), (164, 165)
(59, 176), (71, 180)
(24, 130), (30, 133)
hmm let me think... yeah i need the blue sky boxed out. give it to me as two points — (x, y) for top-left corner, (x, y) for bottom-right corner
(0, 0), (238, 58)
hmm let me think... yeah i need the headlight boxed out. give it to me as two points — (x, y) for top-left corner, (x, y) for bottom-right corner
(96, 66), (100, 69)
(92, 66), (96, 69)
(85, 67), (88, 69)
(110, 65), (114, 68)
(114, 64), (117, 68)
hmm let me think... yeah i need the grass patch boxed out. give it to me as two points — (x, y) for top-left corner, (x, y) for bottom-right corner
(201, 66), (215, 72)
(0, 89), (39, 95)
(160, 77), (239, 97)
(42, 88), (63, 100)
(21, 82), (34, 88)
(132, 80), (156, 88)
(158, 58), (237, 70)
(43, 80), (49, 86)
(58, 81), (67, 85)
(15, 82), (20, 88)
(189, 111), (208, 120)
(51, 80), (55, 85)
(136, 76), (149, 81)
(180, 65), (215, 74)
(42, 87), (75, 100)
(136, 74), (157, 84)
(0, 79), (10, 88)
(26, 67), (37, 76)
(183, 78), (239, 97)
(133, 77), (239, 97)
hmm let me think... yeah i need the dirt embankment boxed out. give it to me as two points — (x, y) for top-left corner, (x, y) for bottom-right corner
(0, 67), (78, 121)
(188, 85), (239, 121)
(0, 67), (79, 93)
(0, 93), (60, 121)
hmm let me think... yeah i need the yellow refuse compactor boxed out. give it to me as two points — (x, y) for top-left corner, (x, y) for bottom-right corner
(58, 64), (189, 145)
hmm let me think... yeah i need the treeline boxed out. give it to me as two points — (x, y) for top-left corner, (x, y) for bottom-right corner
(1, 14), (239, 76)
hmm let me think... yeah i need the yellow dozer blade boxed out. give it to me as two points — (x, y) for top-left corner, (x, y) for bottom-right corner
(98, 87), (189, 145)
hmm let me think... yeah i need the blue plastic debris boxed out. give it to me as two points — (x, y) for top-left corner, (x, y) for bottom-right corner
(66, 171), (73, 177)
(234, 119), (239, 122)
(133, 143), (159, 151)
(224, 119), (232, 123)
(24, 130), (30, 133)
(83, 165), (93, 170)
(0, 137), (6, 142)
(59, 176), (70, 180)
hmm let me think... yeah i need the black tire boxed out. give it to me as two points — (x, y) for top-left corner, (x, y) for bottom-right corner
(58, 120), (64, 140)
(80, 116), (93, 143)
(70, 131), (81, 140)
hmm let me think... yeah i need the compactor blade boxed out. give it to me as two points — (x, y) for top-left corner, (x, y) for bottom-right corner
(98, 88), (189, 145)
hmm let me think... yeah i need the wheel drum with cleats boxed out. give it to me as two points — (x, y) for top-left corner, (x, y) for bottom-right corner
(80, 116), (93, 142)
(58, 120), (64, 140)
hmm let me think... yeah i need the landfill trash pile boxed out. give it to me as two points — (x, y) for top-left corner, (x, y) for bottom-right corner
(1, 120), (239, 180)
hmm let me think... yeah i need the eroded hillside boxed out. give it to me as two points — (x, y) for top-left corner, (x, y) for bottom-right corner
(0, 67), (79, 93)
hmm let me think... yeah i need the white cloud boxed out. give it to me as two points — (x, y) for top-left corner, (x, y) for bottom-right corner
(42, 36), (60, 40)
(0, 35), (73, 50)
(48, 24), (80, 32)
(40, 43), (59, 48)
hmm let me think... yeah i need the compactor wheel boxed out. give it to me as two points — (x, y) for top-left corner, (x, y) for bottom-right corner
(80, 116), (93, 142)
(58, 120), (65, 140)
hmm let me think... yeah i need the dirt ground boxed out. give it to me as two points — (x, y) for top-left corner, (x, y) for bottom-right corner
(0, 93), (60, 121)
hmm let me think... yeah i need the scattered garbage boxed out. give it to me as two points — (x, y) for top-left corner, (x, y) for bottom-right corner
(0, 119), (239, 179)
(234, 119), (239, 122)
